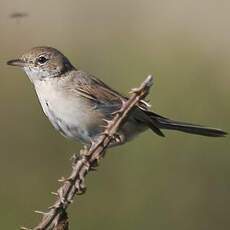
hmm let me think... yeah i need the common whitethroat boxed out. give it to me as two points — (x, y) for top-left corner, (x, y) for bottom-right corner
(7, 47), (227, 147)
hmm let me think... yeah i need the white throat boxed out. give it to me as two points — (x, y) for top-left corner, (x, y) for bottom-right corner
(23, 66), (59, 83)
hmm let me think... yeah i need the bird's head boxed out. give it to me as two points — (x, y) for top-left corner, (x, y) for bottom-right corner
(7, 46), (74, 82)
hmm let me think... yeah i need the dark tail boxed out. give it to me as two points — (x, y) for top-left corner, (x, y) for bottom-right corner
(145, 111), (227, 137)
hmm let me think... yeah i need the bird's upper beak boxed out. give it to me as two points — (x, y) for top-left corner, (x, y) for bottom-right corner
(7, 59), (26, 67)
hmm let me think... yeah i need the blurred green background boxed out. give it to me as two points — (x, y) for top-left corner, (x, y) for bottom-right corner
(0, 0), (230, 229)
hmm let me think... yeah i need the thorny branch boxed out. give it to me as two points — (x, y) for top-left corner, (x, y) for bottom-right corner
(21, 75), (154, 230)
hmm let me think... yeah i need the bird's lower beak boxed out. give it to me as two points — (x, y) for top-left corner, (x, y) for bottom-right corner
(7, 59), (26, 67)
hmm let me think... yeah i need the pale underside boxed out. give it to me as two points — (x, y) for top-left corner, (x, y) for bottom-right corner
(32, 69), (147, 146)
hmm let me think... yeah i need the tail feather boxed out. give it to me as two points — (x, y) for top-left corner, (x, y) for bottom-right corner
(145, 111), (227, 137)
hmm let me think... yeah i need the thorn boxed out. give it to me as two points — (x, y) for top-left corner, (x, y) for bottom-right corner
(57, 178), (65, 182)
(58, 177), (73, 183)
(99, 124), (106, 128)
(59, 197), (65, 204)
(115, 100), (127, 114)
(111, 110), (119, 115)
(102, 118), (111, 123)
(89, 139), (97, 149)
(129, 87), (139, 94)
(51, 191), (58, 196)
(20, 227), (32, 230)
(34, 210), (47, 215)
(140, 99), (151, 108)
(58, 176), (65, 182)
(48, 204), (59, 210)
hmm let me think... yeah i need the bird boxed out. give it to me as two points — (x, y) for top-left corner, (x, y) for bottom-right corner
(7, 47), (227, 147)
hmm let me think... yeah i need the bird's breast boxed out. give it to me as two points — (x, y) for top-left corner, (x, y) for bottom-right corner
(34, 80), (104, 143)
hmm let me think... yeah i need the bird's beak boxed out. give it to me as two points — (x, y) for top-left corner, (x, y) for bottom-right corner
(7, 59), (26, 67)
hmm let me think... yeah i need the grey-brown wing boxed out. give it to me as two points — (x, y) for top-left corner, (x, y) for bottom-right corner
(72, 70), (150, 109)
(69, 70), (164, 136)
(70, 70), (124, 110)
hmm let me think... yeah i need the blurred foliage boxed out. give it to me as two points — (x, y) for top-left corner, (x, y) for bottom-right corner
(0, 0), (229, 229)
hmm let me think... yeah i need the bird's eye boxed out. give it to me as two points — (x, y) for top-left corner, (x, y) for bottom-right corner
(37, 56), (48, 64)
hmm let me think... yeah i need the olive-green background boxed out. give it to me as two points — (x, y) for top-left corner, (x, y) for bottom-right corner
(0, 0), (229, 229)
